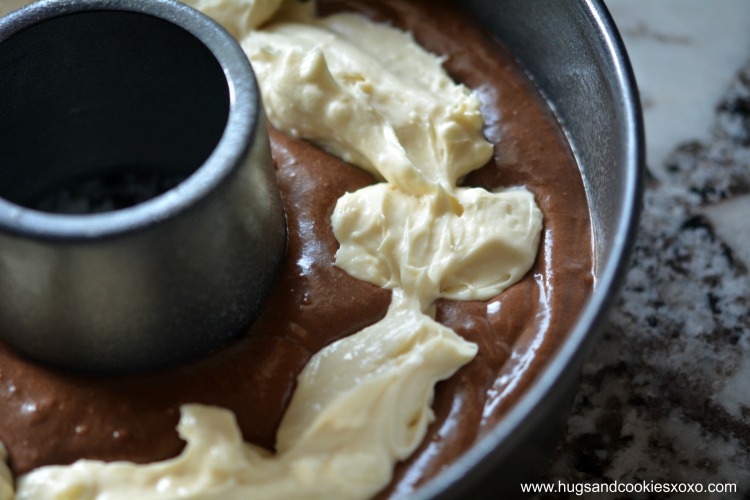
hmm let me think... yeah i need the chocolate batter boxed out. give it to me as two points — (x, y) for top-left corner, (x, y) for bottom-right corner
(0, 0), (592, 496)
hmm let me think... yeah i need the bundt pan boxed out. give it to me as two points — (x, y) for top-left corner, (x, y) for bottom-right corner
(417, 1), (643, 498)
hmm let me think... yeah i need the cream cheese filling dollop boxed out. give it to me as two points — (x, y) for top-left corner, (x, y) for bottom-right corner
(2, 1), (543, 498)
(242, 2), (493, 196)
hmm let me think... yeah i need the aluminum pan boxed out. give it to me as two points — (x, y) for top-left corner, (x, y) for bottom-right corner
(416, 0), (644, 497)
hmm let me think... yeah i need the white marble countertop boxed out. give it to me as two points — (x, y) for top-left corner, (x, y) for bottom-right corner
(540, 1), (750, 497)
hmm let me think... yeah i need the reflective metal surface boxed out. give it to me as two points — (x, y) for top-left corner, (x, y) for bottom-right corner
(418, 1), (644, 497)
(0, 0), (286, 373)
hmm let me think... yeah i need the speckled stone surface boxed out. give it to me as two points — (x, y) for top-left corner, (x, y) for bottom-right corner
(537, 61), (750, 499)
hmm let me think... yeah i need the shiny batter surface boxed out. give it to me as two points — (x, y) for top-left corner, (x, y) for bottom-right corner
(0, 0), (592, 495)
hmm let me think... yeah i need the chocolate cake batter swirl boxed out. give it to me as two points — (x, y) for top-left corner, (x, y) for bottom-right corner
(0, 0), (592, 496)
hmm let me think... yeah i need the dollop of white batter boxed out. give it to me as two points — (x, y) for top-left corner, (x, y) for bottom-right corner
(1, 1), (542, 498)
